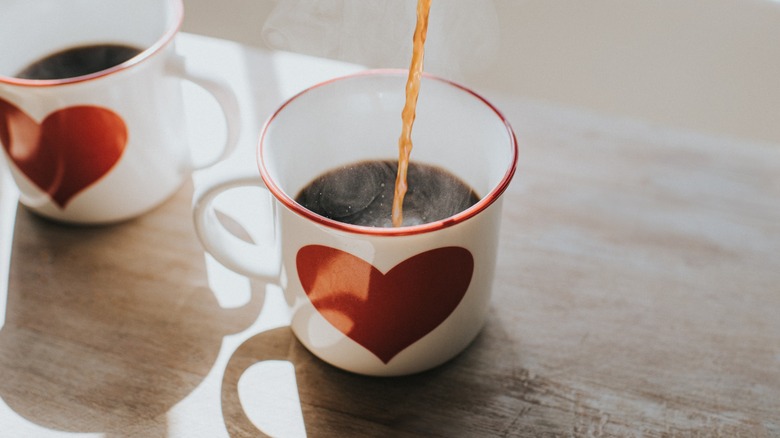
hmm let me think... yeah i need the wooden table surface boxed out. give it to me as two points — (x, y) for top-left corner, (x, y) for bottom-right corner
(1, 33), (779, 438)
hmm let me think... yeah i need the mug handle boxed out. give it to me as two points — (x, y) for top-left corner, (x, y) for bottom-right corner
(192, 167), (281, 281)
(167, 54), (241, 170)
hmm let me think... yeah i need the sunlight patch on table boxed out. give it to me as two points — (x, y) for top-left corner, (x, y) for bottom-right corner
(0, 165), (19, 332)
(239, 360), (306, 438)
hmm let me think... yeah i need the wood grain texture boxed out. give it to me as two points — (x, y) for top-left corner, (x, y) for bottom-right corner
(0, 34), (778, 437)
(488, 98), (780, 437)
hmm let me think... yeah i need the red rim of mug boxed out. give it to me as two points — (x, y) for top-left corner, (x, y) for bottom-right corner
(257, 69), (519, 237)
(0, 0), (184, 87)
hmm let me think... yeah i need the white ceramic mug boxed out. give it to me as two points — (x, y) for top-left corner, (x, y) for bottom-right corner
(0, 0), (239, 224)
(194, 70), (518, 376)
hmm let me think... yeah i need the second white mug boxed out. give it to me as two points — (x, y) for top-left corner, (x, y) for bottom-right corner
(0, 0), (240, 224)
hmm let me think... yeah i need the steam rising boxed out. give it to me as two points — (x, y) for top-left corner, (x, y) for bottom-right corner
(261, 0), (500, 81)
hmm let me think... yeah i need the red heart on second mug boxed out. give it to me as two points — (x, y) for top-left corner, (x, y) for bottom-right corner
(296, 245), (474, 364)
(0, 98), (127, 208)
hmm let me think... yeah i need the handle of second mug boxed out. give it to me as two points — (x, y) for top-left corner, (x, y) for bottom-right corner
(192, 171), (281, 281)
(168, 54), (241, 170)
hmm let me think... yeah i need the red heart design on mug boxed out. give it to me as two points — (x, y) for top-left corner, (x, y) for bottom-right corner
(0, 97), (127, 208)
(296, 245), (474, 364)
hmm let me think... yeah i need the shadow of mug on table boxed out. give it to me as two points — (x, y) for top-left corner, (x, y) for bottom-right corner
(0, 196), (264, 435)
(221, 319), (531, 437)
(0, 0), (239, 225)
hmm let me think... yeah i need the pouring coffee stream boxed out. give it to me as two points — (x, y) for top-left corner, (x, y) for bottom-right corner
(290, 0), (476, 230)
(392, 0), (431, 227)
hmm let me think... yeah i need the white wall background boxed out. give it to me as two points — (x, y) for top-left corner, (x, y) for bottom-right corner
(182, 0), (780, 145)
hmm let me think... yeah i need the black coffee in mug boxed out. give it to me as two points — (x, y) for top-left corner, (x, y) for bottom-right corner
(295, 160), (480, 227)
(16, 43), (143, 80)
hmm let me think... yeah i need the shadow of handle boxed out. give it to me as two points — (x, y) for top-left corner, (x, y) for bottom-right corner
(221, 327), (301, 438)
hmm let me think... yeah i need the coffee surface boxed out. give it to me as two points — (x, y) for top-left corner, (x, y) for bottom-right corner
(16, 44), (142, 80)
(296, 160), (479, 228)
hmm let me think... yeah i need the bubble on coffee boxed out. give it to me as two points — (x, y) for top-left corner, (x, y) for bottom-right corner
(295, 160), (479, 228)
